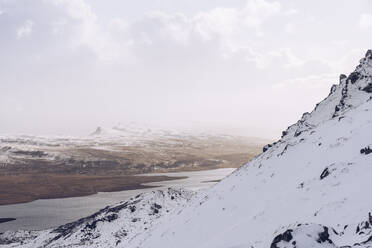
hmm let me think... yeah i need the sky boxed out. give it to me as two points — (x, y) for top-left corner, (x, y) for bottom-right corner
(0, 0), (371, 139)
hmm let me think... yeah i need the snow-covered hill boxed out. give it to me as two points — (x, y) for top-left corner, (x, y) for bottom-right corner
(0, 188), (195, 248)
(131, 50), (372, 248)
(2, 50), (372, 248)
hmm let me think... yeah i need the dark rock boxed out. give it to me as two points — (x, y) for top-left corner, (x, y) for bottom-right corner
(263, 144), (273, 152)
(278, 144), (289, 157)
(340, 74), (347, 81)
(150, 203), (162, 214)
(347, 72), (360, 84)
(355, 213), (372, 235)
(366, 49), (372, 59)
(320, 167), (330, 180)
(362, 83), (372, 93)
(270, 229), (293, 248)
(328, 84), (338, 96)
(84, 213), (118, 231)
(317, 227), (332, 244)
(105, 213), (118, 222)
(294, 131), (302, 137)
(361, 234), (372, 244)
(153, 203), (162, 209)
(282, 131), (288, 138)
(129, 206), (136, 213)
(360, 146), (372, 155)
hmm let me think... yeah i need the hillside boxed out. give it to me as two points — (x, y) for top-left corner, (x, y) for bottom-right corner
(134, 50), (372, 248)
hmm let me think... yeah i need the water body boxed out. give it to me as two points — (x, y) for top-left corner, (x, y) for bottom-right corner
(0, 168), (235, 232)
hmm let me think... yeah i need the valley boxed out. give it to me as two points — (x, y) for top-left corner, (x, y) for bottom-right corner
(0, 128), (265, 205)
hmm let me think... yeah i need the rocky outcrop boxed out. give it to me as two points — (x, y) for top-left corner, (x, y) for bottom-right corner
(270, 213), (372, 248)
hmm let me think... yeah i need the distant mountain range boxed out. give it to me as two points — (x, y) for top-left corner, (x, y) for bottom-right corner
(0, 125), (266, 175)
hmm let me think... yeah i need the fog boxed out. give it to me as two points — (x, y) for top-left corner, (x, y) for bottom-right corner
(0, 0), (371, 139)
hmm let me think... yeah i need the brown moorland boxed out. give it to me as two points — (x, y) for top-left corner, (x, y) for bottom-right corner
(0, 173), (185, 205)
(0, 135), (266, 205)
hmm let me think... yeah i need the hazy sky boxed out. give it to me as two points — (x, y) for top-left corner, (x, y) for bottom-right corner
(1, 0), (372, 138)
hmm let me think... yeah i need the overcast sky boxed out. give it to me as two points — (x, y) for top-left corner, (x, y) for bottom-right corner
(0, 0), (371, 138)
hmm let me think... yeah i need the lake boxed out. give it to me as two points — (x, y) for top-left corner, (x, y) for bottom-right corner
(0, 168), (235, 232)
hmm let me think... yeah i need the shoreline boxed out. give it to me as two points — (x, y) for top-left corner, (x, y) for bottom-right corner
(0, 218), (16, 224)
(0, 168), (235, 232)
(0, 167), (238, 207)
(0, 174), (187, 206)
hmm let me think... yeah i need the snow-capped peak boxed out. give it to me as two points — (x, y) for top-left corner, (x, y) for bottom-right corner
(265, 49), (372, 151)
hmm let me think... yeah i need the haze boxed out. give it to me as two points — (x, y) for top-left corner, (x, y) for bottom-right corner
(1, 0), (371, 139)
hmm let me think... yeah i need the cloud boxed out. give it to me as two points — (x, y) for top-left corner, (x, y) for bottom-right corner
(241, 48), (303, 70)
(284, 22), (294, 33)
(54, 0), (283, 58)
(35, 0), (130, 60)
(194, 0), (281, 40)
(49, 0), (118, 59)
(125, 0), (285, 65)
(358, 13), (372, 29)
(243, 0), (281, 26)
(16, 19), (34, 39)
(284, 8), (298, 16)
(1, 0), (370, 138)
(5, 0), (286, 62)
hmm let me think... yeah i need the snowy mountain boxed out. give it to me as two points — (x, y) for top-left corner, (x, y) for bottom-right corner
(131, 50), (372, 248)
(133, 50), (372, 248)
(2, 50), (372, 248)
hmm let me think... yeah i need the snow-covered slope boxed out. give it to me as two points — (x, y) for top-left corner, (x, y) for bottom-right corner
(131, 50), (372, 248)
(0, 188), (195, 248)
(2, 50), (372, 248)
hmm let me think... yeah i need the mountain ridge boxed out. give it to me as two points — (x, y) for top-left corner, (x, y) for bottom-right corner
(140, 49), (372, 248)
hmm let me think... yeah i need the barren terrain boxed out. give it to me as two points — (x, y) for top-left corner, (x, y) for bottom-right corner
(0, 173), (185, 205)
(0, 129), (266, 205)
